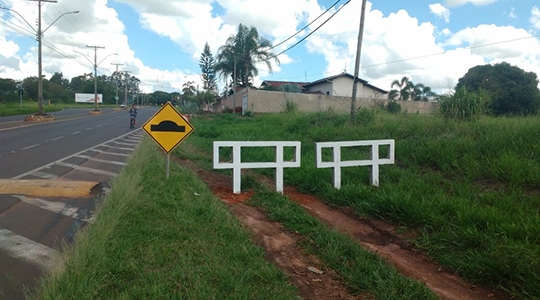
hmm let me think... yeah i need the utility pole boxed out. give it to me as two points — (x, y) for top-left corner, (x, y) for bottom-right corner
(124, 71), (131, 106)
(87, 45), (105, 111)
(111, 62), (123, 108)
(350, 0), (367, 121)
(233, 56), (237, 112)
(30, 0), (56, 116)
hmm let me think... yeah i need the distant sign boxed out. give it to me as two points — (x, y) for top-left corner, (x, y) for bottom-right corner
(75, 93), (103, 103)
(143, 103), (194, 153)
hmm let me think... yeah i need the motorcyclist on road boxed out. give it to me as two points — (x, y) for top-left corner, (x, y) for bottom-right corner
(129, 104), (138, 128)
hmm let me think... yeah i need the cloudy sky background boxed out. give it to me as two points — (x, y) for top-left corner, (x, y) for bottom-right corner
(0, 0), (539, 95)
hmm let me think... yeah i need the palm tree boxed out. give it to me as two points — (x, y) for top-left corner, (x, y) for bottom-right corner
(419, 85), (437, 101)
(215, 24), (280, 89)
(388, 89), (399, 100)
(410, 82), (424, 101)
(391, 76), (411, 100)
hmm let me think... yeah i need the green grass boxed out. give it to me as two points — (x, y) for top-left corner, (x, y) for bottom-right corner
(248, 189), (437, 300)
(32, 138), (299, 300)
(0, 102), (118, 117)
(183, 111), (540, 299)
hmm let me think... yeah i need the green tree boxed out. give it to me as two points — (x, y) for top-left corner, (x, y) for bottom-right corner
(182, 81), (197, 103)
(69, 73), (92, 92)
(215, 24), (279, 89)
(391, 76), (411, 100)
(22, 76), (39, 101)
(457, 62), (540, 115)
(50, 72), (69, 89)
(199, 42), (218, 93)
(0, 78), (19, 102)
(387, 89), (399, 100)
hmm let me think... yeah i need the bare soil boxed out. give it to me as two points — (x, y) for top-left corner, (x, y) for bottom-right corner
(173, 157), (511, 300)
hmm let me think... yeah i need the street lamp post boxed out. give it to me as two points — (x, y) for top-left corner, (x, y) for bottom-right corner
(0, 5), (78, 116)
(74, 48), (117, 112)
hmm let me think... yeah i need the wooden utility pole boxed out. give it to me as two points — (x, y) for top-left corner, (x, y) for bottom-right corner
(87, 45), (105, 111)
(30, 0), (57, 115)
(350, 0), (367, 121)
(111, 62), (123, 108)
(124, 71), (131, 106)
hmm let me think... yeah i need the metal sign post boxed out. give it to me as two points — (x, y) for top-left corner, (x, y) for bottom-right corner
(142, 102), (194, 179)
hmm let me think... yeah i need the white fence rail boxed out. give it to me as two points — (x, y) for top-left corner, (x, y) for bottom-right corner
(315, 140), (395, 188)
(213, 141), (301, 193)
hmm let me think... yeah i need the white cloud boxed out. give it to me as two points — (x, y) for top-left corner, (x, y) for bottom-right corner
(507, 7), (517, 20)
(1, 0), (539, 95)
(531, 6), (540, 31)
(429, 3), (450, 23)
(445, 0), (497, 7)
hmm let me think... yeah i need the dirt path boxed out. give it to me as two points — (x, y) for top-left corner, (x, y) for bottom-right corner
(174, 157), (509, 300)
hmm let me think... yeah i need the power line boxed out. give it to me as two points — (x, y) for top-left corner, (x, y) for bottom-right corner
(361, 34), (539, 69)
(264, 33), (540, 84)
(270, 0), (343, 50)
(259, 0), (352, 62)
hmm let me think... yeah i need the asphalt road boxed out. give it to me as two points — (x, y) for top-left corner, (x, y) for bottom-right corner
(0, 107), (157, 178)
(0, 107), (159, 299)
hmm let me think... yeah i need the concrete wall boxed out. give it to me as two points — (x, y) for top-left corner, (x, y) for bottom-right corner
(214, 88), (438, 115)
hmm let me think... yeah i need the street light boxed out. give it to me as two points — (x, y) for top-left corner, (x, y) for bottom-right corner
(0, 6), (79, 116)
(74, 48), (117, 111)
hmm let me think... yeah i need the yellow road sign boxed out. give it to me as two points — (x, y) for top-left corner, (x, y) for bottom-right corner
(142, 103), (194, 153)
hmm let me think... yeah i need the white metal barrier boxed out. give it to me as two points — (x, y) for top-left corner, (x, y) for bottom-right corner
(315, 140), (394, 188)
(213, 141), (301, 193)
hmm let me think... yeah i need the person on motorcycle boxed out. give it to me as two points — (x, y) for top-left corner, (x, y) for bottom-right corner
(129, 104), (138, 128)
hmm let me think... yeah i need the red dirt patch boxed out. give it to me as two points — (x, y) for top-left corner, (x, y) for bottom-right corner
(173, 157), (510, 300)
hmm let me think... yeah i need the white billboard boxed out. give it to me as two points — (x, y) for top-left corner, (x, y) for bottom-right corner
(75, 93), (103, 103)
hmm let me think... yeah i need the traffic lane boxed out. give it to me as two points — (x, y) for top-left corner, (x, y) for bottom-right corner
(0, 108), (120, 131)
(0, 107), (118, 121)
(0, 108), (155, 178)
(0, 130), (144, 299)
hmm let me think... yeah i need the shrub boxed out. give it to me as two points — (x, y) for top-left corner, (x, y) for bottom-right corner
(281, 99), (298, 114)
(438, 86), (486, 121)
(353, 108), (375, 126)
(386, 101), (402, 114)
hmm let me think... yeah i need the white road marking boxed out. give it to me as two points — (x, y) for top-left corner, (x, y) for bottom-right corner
(55, 162), (119, 177)
(76, 155), (127, 166)
(14, 129), (141, 179)
(104, 145), (136, 151)
(112, 141), (138, 146)
(21, 144), (40, 150)
(72, 131), (80, 135)
(86, 127), (92, 131)
(30, 171), (59, 179)
(0, 229), (61, 271)
(13, 195), (95, 223)
(89, 149), (130, 157)
(52, 136), (64, 141)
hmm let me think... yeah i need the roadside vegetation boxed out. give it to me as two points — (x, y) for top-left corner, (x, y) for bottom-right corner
(182, 110), (540, 299)
(33, 138), (299, 300)
(34, 136), (437, 299)
(0, 102), (119, 117)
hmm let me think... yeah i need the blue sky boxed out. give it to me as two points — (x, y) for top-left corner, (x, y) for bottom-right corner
(0, 0), (539, 94)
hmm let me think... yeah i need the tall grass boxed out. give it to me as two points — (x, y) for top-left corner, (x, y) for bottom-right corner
(438, 86), (487, 121)
(185, 111), (540, 299)
(33, 139), (299, 300)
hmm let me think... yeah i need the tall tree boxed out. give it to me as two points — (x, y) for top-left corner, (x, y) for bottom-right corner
(215, 24), (280, 89)
(457, 62), (540, 115)
(0, 78), (19, 102)
(391, 76), (411, 100)
(199, 42), (218, 93)
(50, 72), (69, 88)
